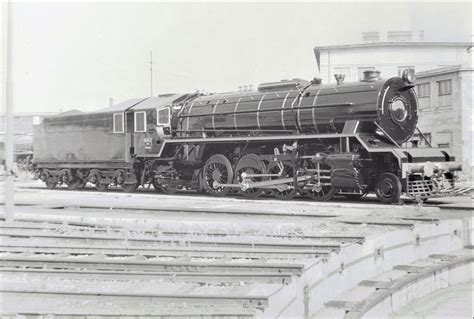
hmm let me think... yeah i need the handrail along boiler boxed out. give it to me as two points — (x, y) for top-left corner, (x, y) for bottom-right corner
(33, 69), (462, 203)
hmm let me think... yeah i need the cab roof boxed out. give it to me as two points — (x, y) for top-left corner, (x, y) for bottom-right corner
(96, 94), (186, 113)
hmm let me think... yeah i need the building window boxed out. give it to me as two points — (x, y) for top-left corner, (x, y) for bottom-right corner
(387, 31), (412, 42)
(113, 113), (124, 133)
(358, 67), (375, 80)
(416, 83), (430, 98)
(134, 111), (146, 132)
(438, 80), (452, 96)
(412, 132), (431, 147)
(362, 32), (380, 42)
(435, 132), (451, 148)
(398, 66), (415, 77)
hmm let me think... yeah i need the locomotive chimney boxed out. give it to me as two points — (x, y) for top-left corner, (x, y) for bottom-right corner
(334, 74), (345, 85)
(362, 70), (381, 82)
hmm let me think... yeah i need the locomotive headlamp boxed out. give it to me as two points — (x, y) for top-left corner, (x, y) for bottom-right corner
(402, 69), (416, 84)
(390, 97), (409, 123)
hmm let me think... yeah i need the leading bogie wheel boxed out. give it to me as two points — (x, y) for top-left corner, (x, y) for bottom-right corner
(203, 154), (233, 197)
(235, 154), (267, 199)
(375, 172), (402, 204)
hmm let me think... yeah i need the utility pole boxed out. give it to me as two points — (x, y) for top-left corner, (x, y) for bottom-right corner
(2, 1), (14, 222)
(149, 50), (153, 96)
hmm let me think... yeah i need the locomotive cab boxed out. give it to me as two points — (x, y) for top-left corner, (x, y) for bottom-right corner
(156, 106), (172, 139)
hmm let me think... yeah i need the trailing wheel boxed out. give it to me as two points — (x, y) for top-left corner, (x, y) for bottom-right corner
(152, 179), (162, 193)
(88, 170), (108, 192)
(45, 177), (57, 189)
(160, 183), (178, 194)
(203, 154), (233, 197)
(375, 172), (402, 204)
(121, 182), (138, 193)
(76, 179), (87, 189)
(67, 179), (83, 190)
(95, 183), (109, 192)
(267, 161), (297, 200)
(304, 162), (336, 201)
(235, 154), (267, 199)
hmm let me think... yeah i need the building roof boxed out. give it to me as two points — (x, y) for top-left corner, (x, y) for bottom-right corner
(416, 64), (474, 78)
(314, 41), (472, 52)
(313, 41), (473, 72)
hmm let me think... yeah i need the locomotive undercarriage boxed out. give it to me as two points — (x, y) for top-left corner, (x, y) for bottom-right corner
(148, 134), (461, 204)
(35, 165), (139, 192)
(34, 134), (461, 204)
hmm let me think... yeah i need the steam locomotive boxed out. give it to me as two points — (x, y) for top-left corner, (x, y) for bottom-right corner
(33, 69), (462, 204)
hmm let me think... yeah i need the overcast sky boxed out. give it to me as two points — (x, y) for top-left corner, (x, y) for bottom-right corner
(1, 1), (472, 113)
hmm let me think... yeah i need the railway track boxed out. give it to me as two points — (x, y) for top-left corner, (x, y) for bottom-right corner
(1, 189), (470, 318)
(0, 217), (356, 317)
(0, 220), (303, 317)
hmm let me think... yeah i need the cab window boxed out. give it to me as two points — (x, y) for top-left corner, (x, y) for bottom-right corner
(134, 111), (146, 132)
(157, 108), (170, 125)
(113, 113), (124, 133)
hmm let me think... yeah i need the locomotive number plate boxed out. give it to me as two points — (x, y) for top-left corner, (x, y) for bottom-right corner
(144, 137), (152, 149)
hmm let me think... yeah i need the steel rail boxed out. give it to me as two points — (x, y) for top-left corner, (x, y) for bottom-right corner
(0, 229), (343, 250)
(0, 245), (330, 259)
(0, 221), (365, 243)
(0, 239), (333, 255)
(0, 256), (305, 275)
(8, 202), (341, 218)
(0, 267), (294, 284)
(0, 289), (269, 309)
(0, 292), (258, 317)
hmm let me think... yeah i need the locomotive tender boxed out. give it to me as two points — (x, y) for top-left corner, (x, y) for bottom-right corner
(33, 69), (462, 204)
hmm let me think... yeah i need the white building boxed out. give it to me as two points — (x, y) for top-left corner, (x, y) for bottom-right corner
(313, 40), (473, 174)
(314, 41), (471, 84)
(414, 65), (472, 171)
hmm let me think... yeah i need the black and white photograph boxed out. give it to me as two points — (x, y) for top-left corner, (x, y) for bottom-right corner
(0, 0), (472, 317)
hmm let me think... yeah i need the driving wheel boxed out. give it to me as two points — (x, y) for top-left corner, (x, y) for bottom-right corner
(203, 154), (233, 197)
(235, 154), (266, 199)
(304, 162), (336, 201)
(268, 161), (297, 200)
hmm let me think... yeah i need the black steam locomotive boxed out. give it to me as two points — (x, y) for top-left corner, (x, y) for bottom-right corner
(33, 69), (462, 204)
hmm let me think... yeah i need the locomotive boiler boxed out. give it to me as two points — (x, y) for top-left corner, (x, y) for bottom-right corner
(33, 69), (462, 204)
